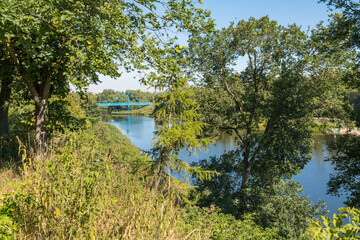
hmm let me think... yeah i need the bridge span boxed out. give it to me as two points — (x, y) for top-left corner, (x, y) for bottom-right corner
(97, 92), (152, 110)
(98, 102), (152, 107)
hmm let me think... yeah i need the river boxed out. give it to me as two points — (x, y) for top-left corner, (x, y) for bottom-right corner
(108, 115), (347, 215)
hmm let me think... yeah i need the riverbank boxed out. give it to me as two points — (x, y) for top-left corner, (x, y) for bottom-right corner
(110, 105), (154, 116)
(0, 122), (279, 239)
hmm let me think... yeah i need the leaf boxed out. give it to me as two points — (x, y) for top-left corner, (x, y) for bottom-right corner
(334, 214), (343, 229)
(321, 215), (331, 227)
(56, 208), (60, 219)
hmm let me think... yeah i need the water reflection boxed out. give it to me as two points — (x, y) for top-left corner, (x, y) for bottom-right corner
(109, 116), (154, 151)
(109, 116), (347, 215)
(293, 134), (347, 214)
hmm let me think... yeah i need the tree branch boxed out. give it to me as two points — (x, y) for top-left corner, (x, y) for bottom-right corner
(249, 117), (272, 164)
(4, 38), (41, 104)
(219, 125), (243, 143)
(223, 81), (243, 113)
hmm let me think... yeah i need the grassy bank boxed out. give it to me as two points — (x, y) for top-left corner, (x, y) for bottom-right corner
(111, 105), (155, 116)
(0, 123), (279, 239)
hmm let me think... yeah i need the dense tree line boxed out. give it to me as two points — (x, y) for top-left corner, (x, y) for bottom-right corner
(96, 89), (156, 112)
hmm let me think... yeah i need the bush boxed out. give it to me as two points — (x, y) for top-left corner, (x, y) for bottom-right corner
(2, 123), (178, 239)
(306, 207), (360, 239)
(1, 123), (281, 239)
(0, 201), (17, 240)
(179, 205), (280, 240)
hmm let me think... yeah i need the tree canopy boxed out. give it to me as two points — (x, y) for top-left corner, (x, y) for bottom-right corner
(318, 0), (360, 209)
(0, 0), (212, 155)
(185, 16), (356, 237)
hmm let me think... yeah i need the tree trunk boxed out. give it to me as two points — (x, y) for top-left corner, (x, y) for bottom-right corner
(154, 163), (164, 190)
(239, 158), (251, 211)
(35, 98), (49, 158)
(239, 137), (252, 210)
(0, 76), (12, 137)
(241, 160), (251, 190)
(154, 147), (169, 190)
(5, 41), (50, 157)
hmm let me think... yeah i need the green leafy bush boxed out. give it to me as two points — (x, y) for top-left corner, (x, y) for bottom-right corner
(306, 207), (360, 239)
(0, 123), (282, 239)
(179, 206), (280, 239)
(0, 200), (17, 240)
(2, 123), (174, 239)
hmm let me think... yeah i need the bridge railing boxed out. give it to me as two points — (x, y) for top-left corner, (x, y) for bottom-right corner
(98, 102), (152, 106)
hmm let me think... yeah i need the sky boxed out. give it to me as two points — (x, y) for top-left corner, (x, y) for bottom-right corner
(88, 0), (333, 93)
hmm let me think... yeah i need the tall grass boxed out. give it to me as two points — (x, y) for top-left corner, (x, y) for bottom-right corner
(0, 123), (279, 239)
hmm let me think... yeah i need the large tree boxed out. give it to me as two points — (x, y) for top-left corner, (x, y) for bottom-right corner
(0, 0), (210, 156)
(189, 17), (312, 206)
(188, 16), (353, 209)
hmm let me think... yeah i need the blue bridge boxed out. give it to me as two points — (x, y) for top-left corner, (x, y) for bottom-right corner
(97, 92), (152, 110)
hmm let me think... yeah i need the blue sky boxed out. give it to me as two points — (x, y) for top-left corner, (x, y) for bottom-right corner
(89, 0), (332, 93)
(202, 0), (331, 29)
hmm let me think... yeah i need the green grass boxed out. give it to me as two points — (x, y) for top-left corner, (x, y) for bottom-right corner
(111, 105), (154, 116)
(0, 123), (280, 239)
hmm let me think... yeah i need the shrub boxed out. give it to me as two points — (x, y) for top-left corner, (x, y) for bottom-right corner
(306, 207), (360, 239)
(1, 123), (281, 239)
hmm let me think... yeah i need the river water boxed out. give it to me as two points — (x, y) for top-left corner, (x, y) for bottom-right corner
(109, 115), (347, 215)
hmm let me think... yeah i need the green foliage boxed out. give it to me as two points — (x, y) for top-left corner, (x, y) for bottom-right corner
(0, 122), (282, 239)
(1, 123), (175, 239)
(46, 98), (86, 134)
(180, 206), (280, 240)
(0, 0), (213, 153)
(327, 135), (360, 208)
(136, 34), (218, 188)
(319, 0), (360, 51)
(309, 15), (358, 125)
(189, 16), (322, 212)
(192, 152), (326, 239)
(306, 207), (360, 239)
(0, 199), (17, 240)
(1, 95), (33, 162)
(150, 84), (217, 188)
(186, 19), (356, 239)
(254, 180), (327, 239)
(148, 50), (217, 188)
(64, 92), (100, 126)
(7, 95), (34, 136)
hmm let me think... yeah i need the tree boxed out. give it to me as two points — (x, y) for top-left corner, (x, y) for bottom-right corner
(0, 0), (211, 156)
(143, 43), (216, 190)
(189, 16), (316, 207)
(188, 16), (354, 210)
(187, 17), (356, 239)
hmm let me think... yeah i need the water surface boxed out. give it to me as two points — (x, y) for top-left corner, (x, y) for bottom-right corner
(109, 115), (347, 214)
